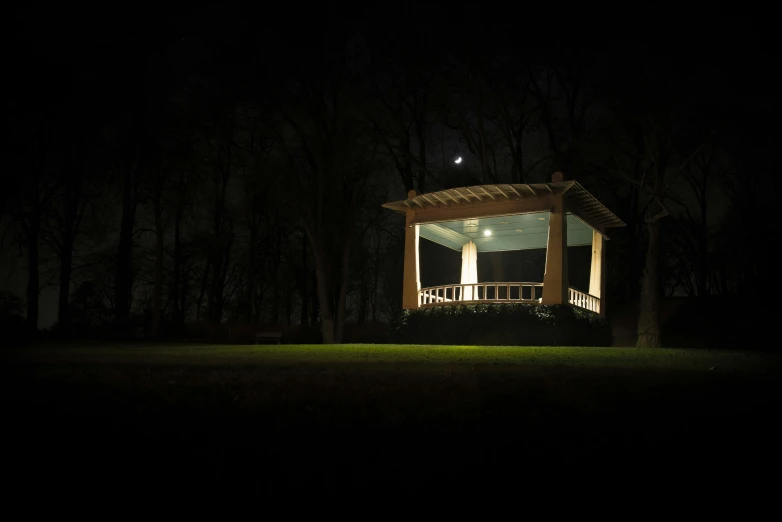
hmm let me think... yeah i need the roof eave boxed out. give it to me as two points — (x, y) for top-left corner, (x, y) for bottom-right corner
(382, 182), (626, 229)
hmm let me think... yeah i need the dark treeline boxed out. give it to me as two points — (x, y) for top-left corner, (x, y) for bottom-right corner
(2, 10), (777, 346)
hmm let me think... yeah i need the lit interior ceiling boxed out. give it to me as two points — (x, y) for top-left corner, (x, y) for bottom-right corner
(418, 212), (594, 252)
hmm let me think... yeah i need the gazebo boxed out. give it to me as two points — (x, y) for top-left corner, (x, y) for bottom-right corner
(382, 172), (626, 317)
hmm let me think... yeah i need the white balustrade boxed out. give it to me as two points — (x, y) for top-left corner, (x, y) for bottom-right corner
(418, 283), (601, 314)
(419, 282), (543, 305)
(567, 287), (601, 313)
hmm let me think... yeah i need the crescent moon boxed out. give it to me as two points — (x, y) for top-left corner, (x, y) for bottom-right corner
(454, 156), (462, 164)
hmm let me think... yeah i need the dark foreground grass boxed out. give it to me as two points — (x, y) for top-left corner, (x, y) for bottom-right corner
(3, 344), (781, 502)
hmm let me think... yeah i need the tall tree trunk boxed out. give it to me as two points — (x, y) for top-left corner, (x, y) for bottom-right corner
(284, 282), (293, 324)
(696, 170), (709, 296)
(311, 246), (335, 343)
(57, 183), (79, 333)
(356, 235), (367, 324)
(180, 266), (189, 324)
(371, 233), (381, 322)
(171, 206), (183, 328)
(207, 252), (220, 321)
(115, 165), (136, 328)
(696, 231), (708, 296)
(310, 270), (319, 326)
(196, 260), (210, 323)
(207, 161), (229, 323)
(636, 132), (669, 348)
(270, 225), (281, 324)
(57, 231), (73, 332)
(210, 243), (230, 323)
(270, 268), (280, 324)
(207, 233), (225, 323)
(334, 242), (351, 343)
(152, 204), (164, 338)
(627, 191), (641, 303)
(25, 218), (40, 332)
(357, 275), (367, 325)
(300, 234), (309, 325)
(245, 227), (257, 322)
(636, 218), (661, 348)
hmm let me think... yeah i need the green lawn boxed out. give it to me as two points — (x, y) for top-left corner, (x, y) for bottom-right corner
(7, 342), (777, 371)
(3, 343), (781, 500)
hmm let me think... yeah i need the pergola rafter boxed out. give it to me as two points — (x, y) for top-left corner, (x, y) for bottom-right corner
(480, 186), (496, 200)
(421, 194), (439, 207)
(444, 190), (461, 204)
(465, 187), (483, 201)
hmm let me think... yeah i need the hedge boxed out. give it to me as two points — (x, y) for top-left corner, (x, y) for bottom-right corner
(391, 303), (612, 346)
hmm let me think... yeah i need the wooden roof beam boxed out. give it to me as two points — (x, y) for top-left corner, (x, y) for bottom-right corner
(432, 193), (450, 206)
(443, 190), (461, 204)
(494, 185), (510, 199)
(576, 203), (606, 212)
(421, 194), (439, 207)
(480, 186), (497, 200)
(465, 188), (483, 201)
(451, 188), (471, 203)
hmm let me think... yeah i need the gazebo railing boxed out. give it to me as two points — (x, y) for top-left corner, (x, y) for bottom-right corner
(419, 282), (544, 305)
(568, 287), (600, 313)
(419, 283), (601, 313)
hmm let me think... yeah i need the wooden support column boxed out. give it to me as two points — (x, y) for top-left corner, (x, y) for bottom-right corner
(542, 192), (568, 305)
(402, 190), (421, 309)
(589, 230), (607, 316)
(460, 241), (478, 300)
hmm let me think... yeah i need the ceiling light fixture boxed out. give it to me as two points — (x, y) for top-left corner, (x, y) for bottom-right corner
(483, 230), (492, 237)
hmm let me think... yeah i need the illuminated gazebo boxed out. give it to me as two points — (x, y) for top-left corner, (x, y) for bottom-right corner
(382, 172), (626, 317)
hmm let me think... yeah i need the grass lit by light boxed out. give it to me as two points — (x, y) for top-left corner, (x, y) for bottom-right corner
(8, 343), (771, 372)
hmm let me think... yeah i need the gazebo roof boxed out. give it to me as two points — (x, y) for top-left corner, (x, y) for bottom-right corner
(382, 181), (626, 230)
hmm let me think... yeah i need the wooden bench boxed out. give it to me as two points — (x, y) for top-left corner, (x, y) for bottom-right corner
(253, 332), (283, 345)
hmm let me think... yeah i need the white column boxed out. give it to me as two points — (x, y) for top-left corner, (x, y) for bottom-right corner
(542, 193), (569, 305)
(460, 241), (478, 300)
(589, 230), (607, 316)
(589, 230), (603, 298)
(402, 190), (421, 309)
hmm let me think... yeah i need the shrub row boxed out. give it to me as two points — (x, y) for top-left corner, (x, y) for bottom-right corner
(391, 303), (612, 346)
